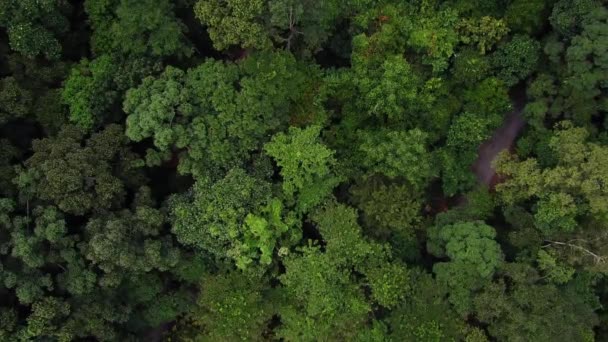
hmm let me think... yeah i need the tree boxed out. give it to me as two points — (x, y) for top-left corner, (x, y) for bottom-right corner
(0, 52), (69, 134)
(194, 0), (270, 50)
(264, 125), (341, 211)
(85, 0), (191, 58)
(194, 0), (345, 53)
(350, 177), (423, 243)
(526, 3), (607, 131)
(358, 128), (434, 190)
(81, 187), (181, 286)
(497, 122), (608, 233)
(14, 124), (144, 215)
(189, 271), (272, 341)
(387, 271), (470, 342)
(0, 77), (32, 124)
(549, 0), (600, 37)
(456, 16), (509, 54)
(504, 0), (548, 34)
(277, 202), (409, 340)
(473, 263), (599, 342)
(491, 34), (541, 86)
(0, 0), (69, 59)
(125, 51), (314, 179)
(428, 221), (503, 315)
(170, 168), (299, 270)
(62, 55), (160, 130)
(450, 48), (492, 86)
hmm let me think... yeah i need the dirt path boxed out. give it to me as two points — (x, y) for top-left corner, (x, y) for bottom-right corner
(471, 86), (526, 187)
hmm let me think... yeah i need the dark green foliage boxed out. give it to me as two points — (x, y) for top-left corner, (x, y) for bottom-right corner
(527, 2), (607, 130)
(0, 77), (32, 124)
(190, 272), (272, 341)
(1, 0), (607, 340)
(387, 271), (470, 341)
(350, 177), (423, 242)
(504, 0), (548, 34)
(473, 263), (599, 341)
(15, 124), (144, 215)
(0, 0), (69, 59)
(85, 0), (191, 58)
(492, 35), (541, 86)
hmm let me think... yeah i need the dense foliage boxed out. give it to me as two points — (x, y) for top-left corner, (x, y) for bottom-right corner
(1, 0), (608, 340)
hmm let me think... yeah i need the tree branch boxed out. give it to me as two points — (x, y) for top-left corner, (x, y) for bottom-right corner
(542, 240), (606, 264)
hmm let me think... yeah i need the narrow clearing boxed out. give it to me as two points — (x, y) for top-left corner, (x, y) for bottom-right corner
(472, 86), (526, 187)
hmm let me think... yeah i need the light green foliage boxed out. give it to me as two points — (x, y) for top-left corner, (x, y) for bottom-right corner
(447, 112), (497, 148)
(278, 203), (409, 340)
(195, 0), (344, 53)
(278, 245), (371, 341)
(352, 53), (439, 122)
(22, 297), (71, 341)
(428, 221), (503, 314)
(347, 47), (451, 134)
(492, 34), (541, 86)
(537, 249), (576, 284)
(359, 129), (433, 189)
(85, 0), (191, 58)
(14, 124), (144, 215)
(0, 0), (69, 59)
(534, 192), (578, 233)
(335, 2), (461, 141)
(473, 263), (598, 342)
(61, 55), (116, 129)
(238, 198), (298, 269)
(125, 51), (312, 179)
(170, 168), (270, 260)
(311, 203), (409, 307)
(62, 55), (159, 130)
(194, 0), (269, 50)
(171, 168), (298, 269)
(192, 272), (271, 341)
(406, 5), (460, 72)
(265, 125), (340, 206)
(497, 123), (608, 233)
(457, 16), (509, 54)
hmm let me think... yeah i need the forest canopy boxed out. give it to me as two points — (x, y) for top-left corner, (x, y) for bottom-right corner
(1, 0), (608, 341)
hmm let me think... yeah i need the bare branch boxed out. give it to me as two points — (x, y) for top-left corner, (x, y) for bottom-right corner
(542, 240), (606, 264)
